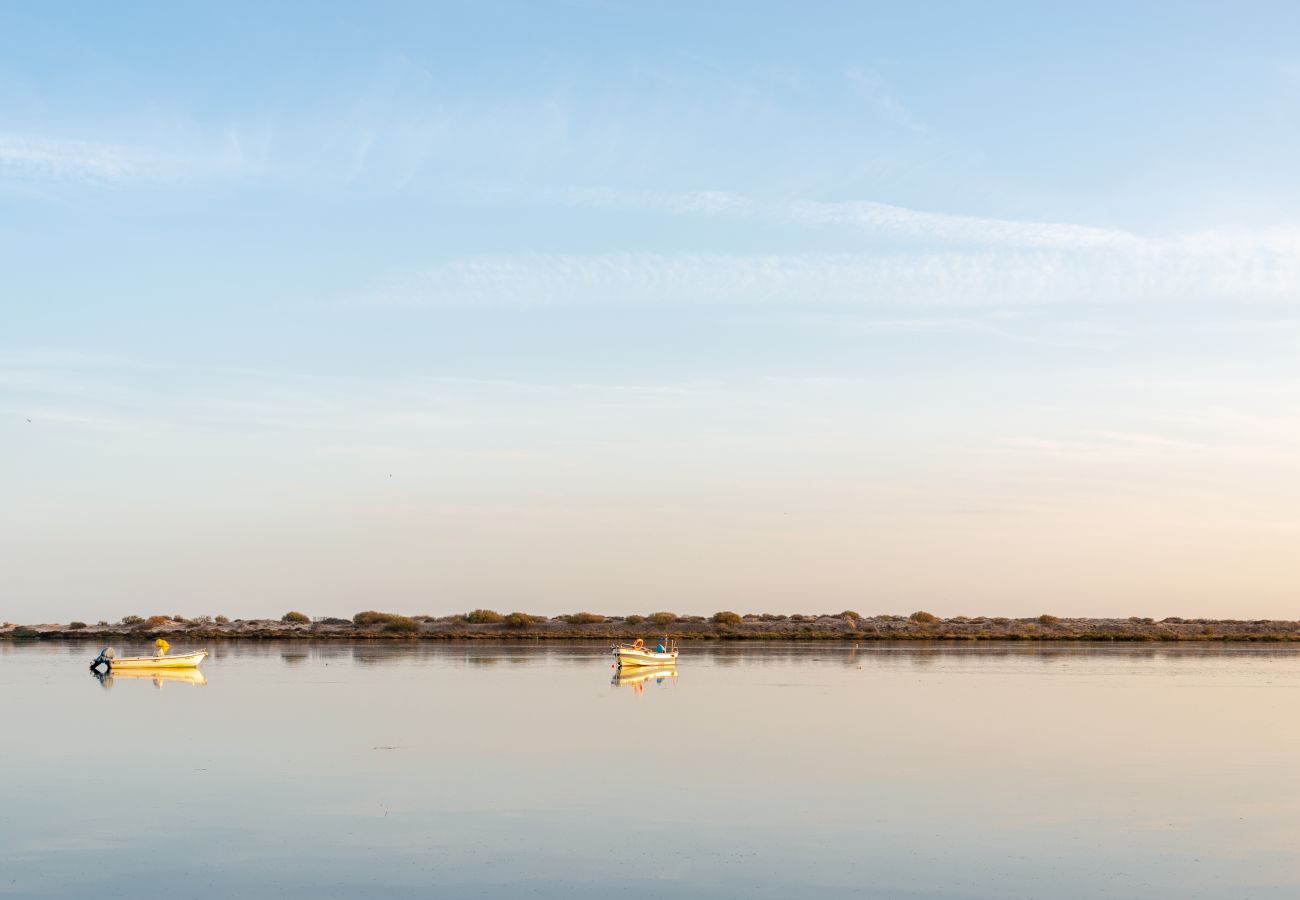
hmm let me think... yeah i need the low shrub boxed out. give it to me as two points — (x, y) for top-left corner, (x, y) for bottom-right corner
(1038, 614), (1061, 626)
(172, 615), (188, 623)
(465, 609), (504, 624)
(910, 611), (940, 625)
(839, 610), (862, 620)
(564, 612), (606, 625)
(146, 615), (171, 626)
(281, 611), (311, 624)
(504, 612), (537, 629)
(96, 620), (109, 627)
(353, 610), (396, 627)
(317, 617), (350, 626)
(649, 612), (677, 626)
(67, 621), (87, 630)
(383, 616), (420, 633)
(214, 615), (230, 625)
(121, 615), (143, 625)
(711, 611), (742, 626)
(625, 614), (645, 625)
(11, 626), (38, 638)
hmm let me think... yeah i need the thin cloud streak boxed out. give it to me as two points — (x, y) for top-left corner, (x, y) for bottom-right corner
(0, 132), (258, 183)
(351, 244), (1300, 310)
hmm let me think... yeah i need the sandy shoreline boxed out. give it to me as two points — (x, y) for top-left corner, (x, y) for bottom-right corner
(6, 612), (1300, 642)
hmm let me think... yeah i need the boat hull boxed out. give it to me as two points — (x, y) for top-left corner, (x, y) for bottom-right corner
(108, 650), (208, 670)
(614, 647), (678, 667)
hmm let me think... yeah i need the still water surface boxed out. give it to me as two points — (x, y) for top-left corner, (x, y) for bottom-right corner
(3, 641), (1299, 898)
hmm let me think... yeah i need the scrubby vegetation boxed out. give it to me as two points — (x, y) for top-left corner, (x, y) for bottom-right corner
(504, 612), (538, 629)
(282, 611), (311, 624)
(353, 611), (417, 630)
(12, 610), (1300, 643)
(382, 615), (420, 633)
(563, 612), (606, 624)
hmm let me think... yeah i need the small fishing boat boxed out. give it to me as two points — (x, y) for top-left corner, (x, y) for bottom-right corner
(612, 638), (678, 668)
(90, 643), (207, 672)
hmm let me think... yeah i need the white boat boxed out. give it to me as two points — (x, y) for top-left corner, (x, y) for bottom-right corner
(90, 646), (207, 671)
(612, 639), (678, 668)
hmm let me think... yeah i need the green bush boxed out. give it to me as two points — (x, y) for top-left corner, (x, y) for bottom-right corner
(910, 611), (940, 625)
(11, 626), (38, 638)
(67, 621), (87, 630)
(564, 612), (606, 624)
(465, 609), (504, 624)
(281, 611), (311, 624)
(353, 610), (395, 627)
(648, 611), (677, 626)
(382, 616), (420, 633)
(504, 612), (537, 629)
(711, 611), (742, 625)
(624, 614), (645, 625)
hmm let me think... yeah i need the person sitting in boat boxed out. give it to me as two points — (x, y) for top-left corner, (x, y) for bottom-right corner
(656, 641), (666, 653)
(154, 638), (170, 657)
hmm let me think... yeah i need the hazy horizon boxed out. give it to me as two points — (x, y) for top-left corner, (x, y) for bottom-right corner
(6, 2), (1300, 623)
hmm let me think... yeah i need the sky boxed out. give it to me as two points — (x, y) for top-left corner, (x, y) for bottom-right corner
(4, 1), (1300, 622)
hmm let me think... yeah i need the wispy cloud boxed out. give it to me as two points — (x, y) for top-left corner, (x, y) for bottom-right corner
(0, 135), (140, 181)
(350, 242), (1300, 310)
(0, 132), (258, 183)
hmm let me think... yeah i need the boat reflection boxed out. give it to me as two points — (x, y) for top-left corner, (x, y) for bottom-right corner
(611, 665), (678, 694)
(92, 667), (209, 689)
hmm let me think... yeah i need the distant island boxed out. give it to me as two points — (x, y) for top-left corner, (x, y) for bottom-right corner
(5, 610), (1300, 642)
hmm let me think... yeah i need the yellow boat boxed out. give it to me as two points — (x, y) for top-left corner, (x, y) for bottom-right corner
(90, 645), (207, 672)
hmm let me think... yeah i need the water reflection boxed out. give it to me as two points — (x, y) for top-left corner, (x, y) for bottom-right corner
(612, 665), (678, 693)
(91, 667), (208, 689)
(7, 639), (1300, 899)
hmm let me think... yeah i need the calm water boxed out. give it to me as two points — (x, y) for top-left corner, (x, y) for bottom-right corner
(3, 640), (1300, 899)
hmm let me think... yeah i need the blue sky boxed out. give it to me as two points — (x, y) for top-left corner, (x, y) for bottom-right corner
(4, 2), (1300, 621)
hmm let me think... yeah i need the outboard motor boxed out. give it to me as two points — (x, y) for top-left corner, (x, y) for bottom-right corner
(90, 646), (116, 672)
